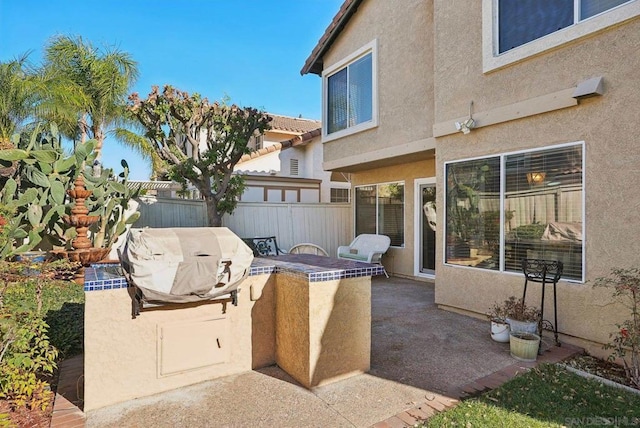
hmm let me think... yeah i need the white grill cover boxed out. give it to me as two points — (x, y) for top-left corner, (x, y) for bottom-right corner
(120, 227), (254, 304)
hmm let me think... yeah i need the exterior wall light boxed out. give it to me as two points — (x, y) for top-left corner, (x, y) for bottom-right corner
(455, 101), (476, 134)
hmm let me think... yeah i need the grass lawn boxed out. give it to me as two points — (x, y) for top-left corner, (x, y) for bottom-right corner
(424, 363), (640, 427)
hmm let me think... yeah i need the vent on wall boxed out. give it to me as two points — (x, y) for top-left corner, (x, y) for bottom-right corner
(290, 159), (299, 176)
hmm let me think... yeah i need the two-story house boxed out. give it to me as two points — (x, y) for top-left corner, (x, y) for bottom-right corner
(234, 114), (351, 203)
(302, 0), (640, 355)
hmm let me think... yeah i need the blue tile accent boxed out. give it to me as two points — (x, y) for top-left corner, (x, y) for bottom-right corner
(83, 264), (129, 292)
(85, 254), (386, 291)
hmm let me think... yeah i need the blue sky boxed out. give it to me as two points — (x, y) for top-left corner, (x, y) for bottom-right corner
(0, 0), (343, 180)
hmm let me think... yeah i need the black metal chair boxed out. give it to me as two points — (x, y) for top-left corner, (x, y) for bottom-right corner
(242, 236), (286, 257)
(521, 259), (563, 347)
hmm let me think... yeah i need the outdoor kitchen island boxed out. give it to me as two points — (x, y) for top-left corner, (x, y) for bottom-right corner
(254, 254), (385, 389)
(83, 253), (385, 411)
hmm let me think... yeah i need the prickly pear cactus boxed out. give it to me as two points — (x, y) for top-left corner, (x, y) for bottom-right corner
(0, 123), (96, 259)
(83, 159), (141, 249)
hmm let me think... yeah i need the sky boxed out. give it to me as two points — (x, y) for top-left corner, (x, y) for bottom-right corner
(0, 0), (343, 180)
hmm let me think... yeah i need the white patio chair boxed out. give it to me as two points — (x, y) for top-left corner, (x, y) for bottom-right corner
(288, 243), (329, 256)
(337, 234), (391, 277)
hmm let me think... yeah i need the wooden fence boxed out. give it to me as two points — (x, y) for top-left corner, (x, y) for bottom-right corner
(134, 197), (353, 256)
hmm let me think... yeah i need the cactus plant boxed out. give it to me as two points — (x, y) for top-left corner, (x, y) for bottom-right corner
(0, 123), (96, 258)
(0, 122), (139, 259)
(83, 159), (140, 249)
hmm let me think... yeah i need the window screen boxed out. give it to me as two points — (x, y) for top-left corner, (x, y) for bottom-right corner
(499, 0), (573, 53)
(355, 183), (404, 247)
(498, 0), (634, 53)
(581, 0), (632, 18)
(326, 52), (373, 134)
(445, 144), (584, 281)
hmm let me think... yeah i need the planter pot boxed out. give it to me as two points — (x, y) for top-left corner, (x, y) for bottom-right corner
(507, 318), (538, 334)
(490, 320), (510, 343)
(510, 332), (540, 362)
(15, 251), (49, 263)
(15, 251), (49, 276)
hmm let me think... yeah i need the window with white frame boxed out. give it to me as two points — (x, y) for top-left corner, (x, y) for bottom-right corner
(249, 133), (263, 151)
(355, 182), (404, 247)
(445, 143), (584, 281)
(483, 0), (640, 72)
(323, 40), (377, 140)
(330, 188), (350, 203)
(498, 0), (633, 53)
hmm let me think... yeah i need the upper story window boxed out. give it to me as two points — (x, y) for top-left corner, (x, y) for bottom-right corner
(498, 0), (633, 53)
(483, 0), (640, 72)
(249, 133), (263, 151)
(322, 40), (378, 142)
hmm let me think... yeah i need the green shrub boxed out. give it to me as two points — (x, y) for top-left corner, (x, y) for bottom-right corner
(0, 260), (84, 410)
(594, 267), (640, 389)
(0, 313), (57, 410)
(1, 272), (84, 359)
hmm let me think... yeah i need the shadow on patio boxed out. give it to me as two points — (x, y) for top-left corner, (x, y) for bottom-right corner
(74, 275), (580, 428)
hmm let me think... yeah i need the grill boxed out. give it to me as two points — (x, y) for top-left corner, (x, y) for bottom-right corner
(120, 227), (254, 316)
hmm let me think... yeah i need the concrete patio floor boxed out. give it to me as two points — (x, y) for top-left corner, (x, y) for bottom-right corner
(53, 276), (581, 428)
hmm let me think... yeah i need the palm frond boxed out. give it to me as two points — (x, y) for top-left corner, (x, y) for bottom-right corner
(112, 128), (165, 177)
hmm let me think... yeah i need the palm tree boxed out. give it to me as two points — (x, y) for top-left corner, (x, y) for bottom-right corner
(43, 35), (139, 159)
(0, 55), (38, 144)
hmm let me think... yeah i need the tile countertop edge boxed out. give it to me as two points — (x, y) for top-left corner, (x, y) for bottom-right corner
(85, 256), (385, 291)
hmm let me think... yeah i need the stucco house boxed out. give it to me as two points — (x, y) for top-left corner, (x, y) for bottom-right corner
(301, 0), (640, 356)
(234, 114), (351, 203)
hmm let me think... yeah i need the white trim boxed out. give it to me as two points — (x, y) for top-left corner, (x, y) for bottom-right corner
(354, 180), (406, 248)
(322, 39), (379, 142)
(482, 0), (640, 73)
(443, 141), (585, 283)
(414, 178), (436, 279)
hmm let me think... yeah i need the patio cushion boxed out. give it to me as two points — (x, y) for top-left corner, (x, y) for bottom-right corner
(337, 252), (369, 261)
(336, 234), (391, 264)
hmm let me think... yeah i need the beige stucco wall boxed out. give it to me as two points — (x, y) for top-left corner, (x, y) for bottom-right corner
(84, 275), (275, 412)
(321, 0), (434, 163)
(351, 158), (436, 277)
(85, 269), (372, 410)
(275, 275), (371, 388)
(433, 2), (640, 349)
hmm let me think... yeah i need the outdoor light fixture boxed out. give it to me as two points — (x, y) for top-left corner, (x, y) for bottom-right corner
(455, 101), (475, 134)
(526, 172), (546, 185)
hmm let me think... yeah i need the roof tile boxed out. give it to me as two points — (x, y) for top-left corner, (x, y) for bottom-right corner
(269, 114), (321, 133)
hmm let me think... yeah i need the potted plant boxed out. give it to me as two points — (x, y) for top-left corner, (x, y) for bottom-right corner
(494, 296), (542, 361)
(486, 300), (511, 343)
(502, 296), (541, 334)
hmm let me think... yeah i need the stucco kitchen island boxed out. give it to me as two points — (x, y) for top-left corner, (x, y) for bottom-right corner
(83, 253), (385, 411)
(256, 254), (385, 389)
